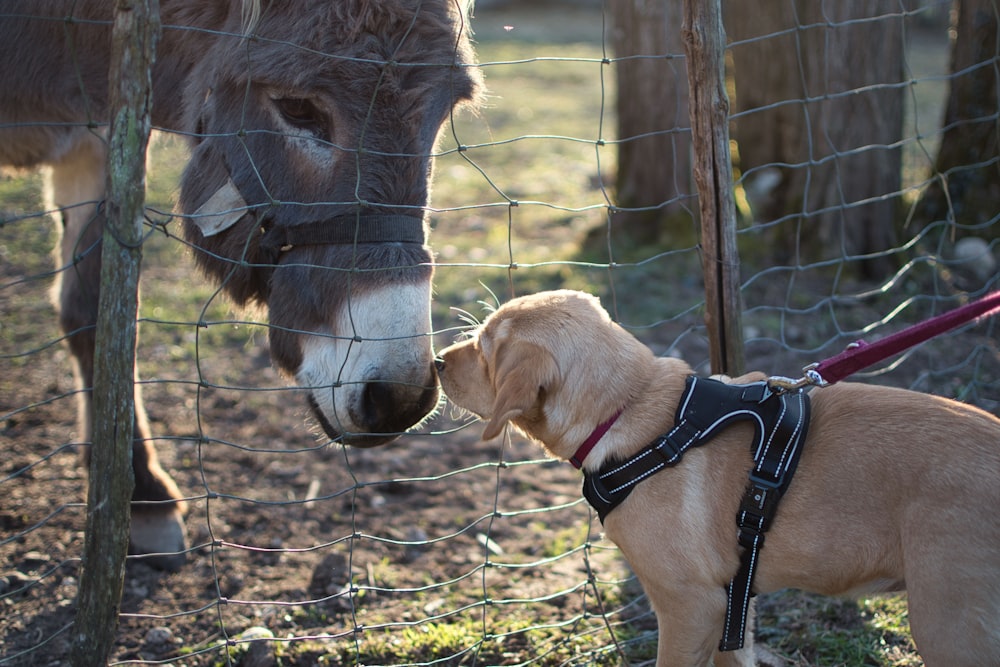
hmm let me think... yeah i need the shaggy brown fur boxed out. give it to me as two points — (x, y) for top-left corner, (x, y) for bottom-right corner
(1, 0), (482, 569)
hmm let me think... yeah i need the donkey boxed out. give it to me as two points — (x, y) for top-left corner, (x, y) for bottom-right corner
(0, 0), (482, 570)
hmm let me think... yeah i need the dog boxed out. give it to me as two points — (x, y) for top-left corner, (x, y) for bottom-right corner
(435, 289), (1000, 667)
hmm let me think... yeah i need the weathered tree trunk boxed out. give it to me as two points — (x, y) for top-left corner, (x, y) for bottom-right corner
(609, 0), (692, 245)
(914, 0), (1000, 236)
(727, 1), (905, 277)
(70, 1), (158, 664)
(683, 0), (745, 376)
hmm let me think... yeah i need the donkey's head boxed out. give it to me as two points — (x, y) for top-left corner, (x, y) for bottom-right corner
(178, 0), (482, 445)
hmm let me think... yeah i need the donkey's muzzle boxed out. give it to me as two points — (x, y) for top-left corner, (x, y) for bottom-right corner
(309, 362), (440, 447)
(358, 369), (439, 436)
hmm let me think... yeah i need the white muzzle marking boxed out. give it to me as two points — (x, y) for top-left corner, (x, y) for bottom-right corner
(296, 282), (435, 438)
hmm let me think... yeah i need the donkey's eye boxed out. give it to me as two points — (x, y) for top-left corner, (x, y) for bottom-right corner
(273, 97), (329, 141)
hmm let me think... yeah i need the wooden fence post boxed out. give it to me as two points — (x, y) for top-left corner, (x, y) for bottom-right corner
(70, 1), (159, 664)
(682, 0), (745, 375)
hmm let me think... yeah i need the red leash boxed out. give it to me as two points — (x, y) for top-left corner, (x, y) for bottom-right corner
(769, 291), (1000, 391)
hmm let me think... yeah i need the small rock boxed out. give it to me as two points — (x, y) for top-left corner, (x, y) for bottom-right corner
(476, 532), (504, 556)
(238, 626), (274, 640)
(952, 237), (997, 281)
(0, 572), (33, 597)
(144, 626), (175, 649)
(309, 551), (350, 598)
(237, 626), (276, 667)
(20, 551), (50, 568)
(403, 527), (429, 563)
(423, 598), (446, 615)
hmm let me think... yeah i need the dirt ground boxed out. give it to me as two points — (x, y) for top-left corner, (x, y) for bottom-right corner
(11, 247), (997, 667)
(6, 225), (996, 667)
(1, 297), (635, 666)
(0, 221), (648, 666)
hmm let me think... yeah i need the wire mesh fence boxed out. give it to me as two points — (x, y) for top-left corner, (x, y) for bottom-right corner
(2, 0), (997, 665)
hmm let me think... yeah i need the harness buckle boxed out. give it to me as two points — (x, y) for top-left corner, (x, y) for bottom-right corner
(651, 421), (699, 464)
(739, 383), (771, 403)
(650, 434), (681, 463)
(737, 475), (781, 536)
(737, 523), (765, 551)
(749, 469), (782, 489)
(767, 363), (828, 394)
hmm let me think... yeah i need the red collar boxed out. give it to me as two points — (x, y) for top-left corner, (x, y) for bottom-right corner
(569, 409), (623, 469)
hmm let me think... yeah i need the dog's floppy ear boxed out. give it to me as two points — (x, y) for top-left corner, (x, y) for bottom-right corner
(482, 340), (560, 441)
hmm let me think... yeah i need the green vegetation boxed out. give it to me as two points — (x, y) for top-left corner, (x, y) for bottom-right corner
(757, 591), (918, 666)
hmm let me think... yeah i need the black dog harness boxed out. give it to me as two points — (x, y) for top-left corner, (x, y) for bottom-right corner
(581, 376), (811, 651)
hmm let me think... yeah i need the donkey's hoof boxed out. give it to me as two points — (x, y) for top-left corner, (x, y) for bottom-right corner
(129, 506), (188, 571)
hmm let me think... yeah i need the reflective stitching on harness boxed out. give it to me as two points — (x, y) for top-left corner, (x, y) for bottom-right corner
(588, 479), (613, 505)
(598, 425), (700, 481)
(600, 447), (659, 479)
(773, 394), (805, 468)
(581, 377), (809, 523)
(678, 377), (700, 414)
(722, 531), (760, 646)
(663, 428), (702, 460)
(579, 376), (811, 653)
(608, 462), (665, 494)
(703, 410), (765, 446)
(761, 401), (785, 458)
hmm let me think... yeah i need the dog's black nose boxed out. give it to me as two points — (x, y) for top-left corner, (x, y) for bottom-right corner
(434, 357), (445, 373)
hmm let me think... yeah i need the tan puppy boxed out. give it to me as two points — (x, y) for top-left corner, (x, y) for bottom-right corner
(435, 289), (1000, 667)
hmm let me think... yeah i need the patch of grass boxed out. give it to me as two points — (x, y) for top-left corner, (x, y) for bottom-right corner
(429, 34), (619, 326)
(535, 522), (590, 559)
(0, 175), (58, 277)
(312, 614), (628, 666)
(757, 591), (918, 666)
(0, 169), (46, 216)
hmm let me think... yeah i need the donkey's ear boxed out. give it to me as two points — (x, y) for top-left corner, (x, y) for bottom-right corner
(482, 341), (560, 441)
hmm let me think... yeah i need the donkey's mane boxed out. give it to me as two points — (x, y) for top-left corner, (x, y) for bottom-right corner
(241, 0), (262, 35)
(241, 0), (476, 38)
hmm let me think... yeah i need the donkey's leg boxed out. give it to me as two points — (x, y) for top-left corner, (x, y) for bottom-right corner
(49, 131), (188, 570)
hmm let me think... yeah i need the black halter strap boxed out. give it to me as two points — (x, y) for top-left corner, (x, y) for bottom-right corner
(258, 214), (426, 264)
(581, 376), (810, 652)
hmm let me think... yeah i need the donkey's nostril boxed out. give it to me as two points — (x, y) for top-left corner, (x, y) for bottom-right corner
(356, 375), (439, 436)
(361, 380), (394, 429)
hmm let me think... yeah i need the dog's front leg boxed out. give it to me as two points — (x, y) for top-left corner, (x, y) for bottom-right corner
(711, 643), (756, 667)
(648, 586), (756, 667)
(711, 597), (757, 667)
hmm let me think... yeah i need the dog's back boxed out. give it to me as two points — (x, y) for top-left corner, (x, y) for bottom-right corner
(437, 289), (1000, 665)
(768, 382), (1000, 663)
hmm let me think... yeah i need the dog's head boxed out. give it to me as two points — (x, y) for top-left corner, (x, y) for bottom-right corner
(436, 290), (654, 459)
